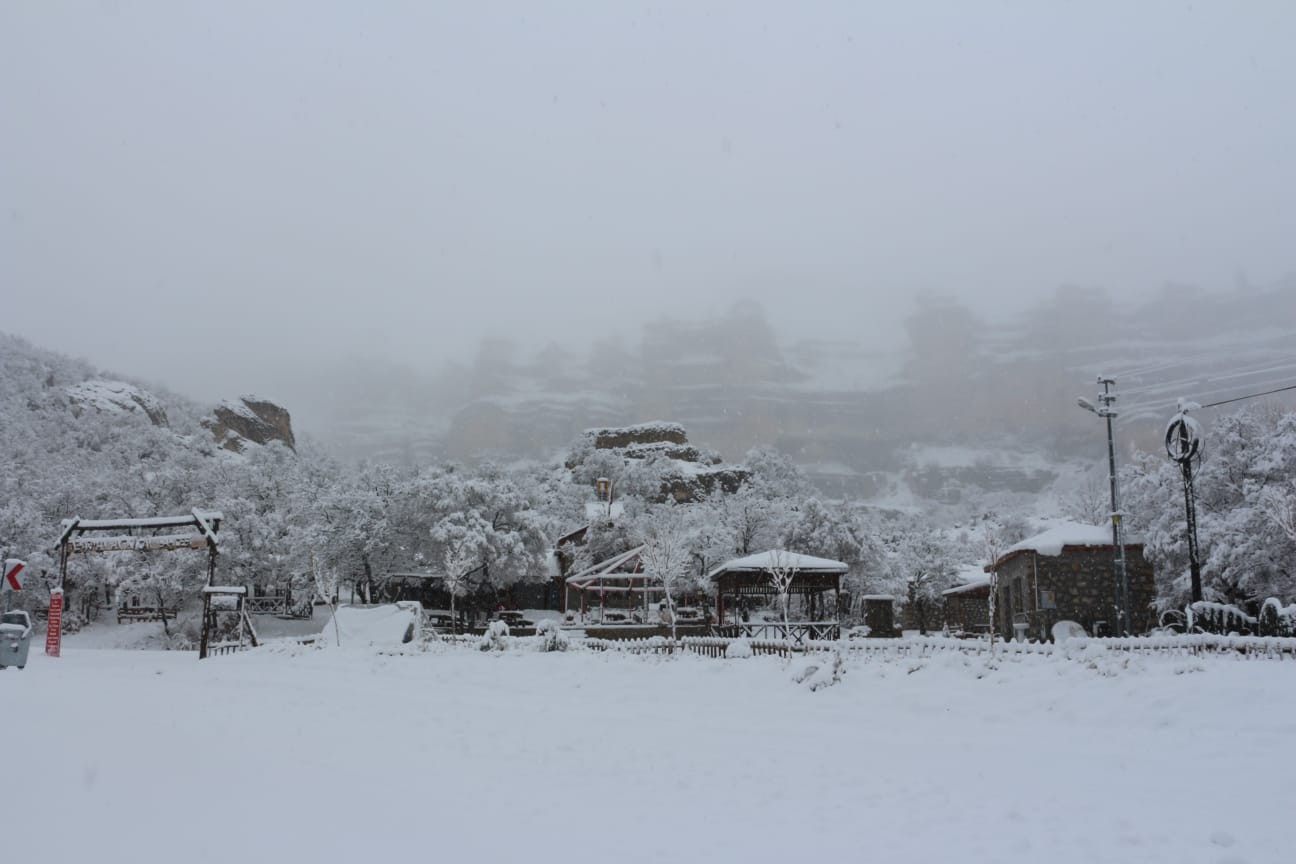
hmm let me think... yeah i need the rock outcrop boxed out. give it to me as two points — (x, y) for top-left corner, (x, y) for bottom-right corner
(65, 380), (169, 427)
(571, 421), (749, 504)
(205, 396), (296, 453)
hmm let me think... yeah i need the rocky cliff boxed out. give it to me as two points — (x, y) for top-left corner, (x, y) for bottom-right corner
(205, 396), (296, 453)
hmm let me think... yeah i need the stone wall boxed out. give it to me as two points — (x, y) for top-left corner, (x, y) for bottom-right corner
(900, 594), (946, 634)
(943, 585), (991, 633)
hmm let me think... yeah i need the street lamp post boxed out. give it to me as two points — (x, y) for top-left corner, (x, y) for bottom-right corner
(1165, 400), (1204, 603)
(1078, 376), (1132, 636)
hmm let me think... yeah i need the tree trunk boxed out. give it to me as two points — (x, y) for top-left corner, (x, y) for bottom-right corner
(156, 587), (170, 638)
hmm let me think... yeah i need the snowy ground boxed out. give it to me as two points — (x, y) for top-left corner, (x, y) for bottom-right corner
(6, 644), (1295, 864)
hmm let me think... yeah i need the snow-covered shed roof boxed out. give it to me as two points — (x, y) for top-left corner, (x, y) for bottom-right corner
(943, 577), (992, 597)
(708, 550), (849, 580)
(988, 521), (1142, 571)
(943, 564), (992, 596)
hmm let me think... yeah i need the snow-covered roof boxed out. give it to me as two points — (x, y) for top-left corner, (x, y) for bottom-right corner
(943, 564), (992, 596)
(989, 521), (1142, 569)
(708, 550), (849, 579)
(1006, 522), (1118, 556)
(943, 577), (992, 597)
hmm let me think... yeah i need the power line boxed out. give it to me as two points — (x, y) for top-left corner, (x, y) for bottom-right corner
(1201, 382), (1296, 409)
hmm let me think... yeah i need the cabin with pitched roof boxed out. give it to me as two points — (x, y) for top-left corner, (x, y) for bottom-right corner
(987, 522), (1155, 640)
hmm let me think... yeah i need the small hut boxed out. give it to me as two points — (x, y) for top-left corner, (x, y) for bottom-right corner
(709, 550), (847, 642)
(942, 578), (992, 635)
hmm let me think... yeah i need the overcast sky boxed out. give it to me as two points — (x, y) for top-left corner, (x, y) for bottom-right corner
(3, 1), (1293, 401)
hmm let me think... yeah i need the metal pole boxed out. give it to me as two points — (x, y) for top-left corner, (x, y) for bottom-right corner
(1099, 378), (1132, 635)
(1182, 461), (1202, 602)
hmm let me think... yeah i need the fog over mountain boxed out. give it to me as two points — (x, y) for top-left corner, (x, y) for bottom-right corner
(3, 2), (1294, 490)
(265, 281), (1296, 493)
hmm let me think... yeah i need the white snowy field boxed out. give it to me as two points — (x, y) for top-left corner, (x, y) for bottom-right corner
(5, 644), (1295, 864)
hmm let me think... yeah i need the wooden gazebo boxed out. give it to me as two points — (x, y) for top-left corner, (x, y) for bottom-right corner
(708, 550), (847, 642)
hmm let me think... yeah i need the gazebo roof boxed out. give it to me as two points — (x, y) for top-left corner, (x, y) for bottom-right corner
(708, 550), (849, 580)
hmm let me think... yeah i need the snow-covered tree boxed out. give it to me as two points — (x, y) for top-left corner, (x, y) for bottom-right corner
(1124, 406), (1296, 607)
(887, 526), (959, 634)
(765, 549), (799, 639)
(638, 505), (694, 643)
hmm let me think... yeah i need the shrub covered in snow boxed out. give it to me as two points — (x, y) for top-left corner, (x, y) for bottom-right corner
(536, 618), (569, 652)
(480, 619), (510, 652)
(791, 648), (845, 691)
(1257, 598), (1296, 637)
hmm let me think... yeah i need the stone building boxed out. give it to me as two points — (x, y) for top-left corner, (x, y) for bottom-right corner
(942, 578), (991, 634)
(989, 522), (1155, 640)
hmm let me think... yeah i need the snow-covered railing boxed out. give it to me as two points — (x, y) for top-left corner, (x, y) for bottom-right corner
(839, 634), (1296, 659)
(436, 633), (483, 648)
(401, 629), (1296, 661)
(574, 633), (1296, 660)
(583, 636), (675, 655)
(582, 635), (816, 658)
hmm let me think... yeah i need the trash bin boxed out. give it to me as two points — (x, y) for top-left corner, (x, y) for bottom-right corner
(0, 610), (34, 669)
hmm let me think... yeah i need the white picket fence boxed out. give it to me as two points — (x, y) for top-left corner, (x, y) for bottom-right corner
(428, 630), (1296, 660)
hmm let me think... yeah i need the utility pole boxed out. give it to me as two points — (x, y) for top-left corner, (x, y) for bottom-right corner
(1078, 377), (1132, 636)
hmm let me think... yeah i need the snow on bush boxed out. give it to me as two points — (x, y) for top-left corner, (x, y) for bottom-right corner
(1189, 601), (1256, 634)
(791, 648), (845, 691)
(726, 638), (753, 659)
(536, 618), (568, 652)
(480, 619), (510, 652)
(1257, 598), (1296, 637)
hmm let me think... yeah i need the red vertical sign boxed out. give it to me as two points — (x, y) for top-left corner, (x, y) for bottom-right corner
(45, 588), (63, 657)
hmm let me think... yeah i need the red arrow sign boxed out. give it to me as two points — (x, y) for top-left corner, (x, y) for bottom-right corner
(2, 559), (24, 591)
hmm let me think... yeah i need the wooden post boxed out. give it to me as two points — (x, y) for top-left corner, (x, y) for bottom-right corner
(198, 592), (212, 660)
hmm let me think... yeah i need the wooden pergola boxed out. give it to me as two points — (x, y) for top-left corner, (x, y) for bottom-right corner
(708, 550), (847, 642)
(563, 545), (670, 624)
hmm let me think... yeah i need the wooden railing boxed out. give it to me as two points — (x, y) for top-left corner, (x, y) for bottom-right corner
(730, 621), (840, 643)
(116, 606), (177, 624)
(244, 596), (313, 618)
